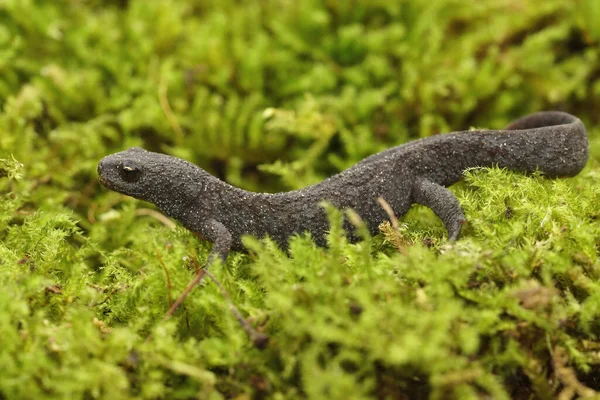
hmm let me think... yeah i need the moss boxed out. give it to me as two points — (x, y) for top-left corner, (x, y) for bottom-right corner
(1, 0), (600, 398)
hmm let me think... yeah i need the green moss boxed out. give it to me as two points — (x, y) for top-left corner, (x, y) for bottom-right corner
(1, 0), (600, 398)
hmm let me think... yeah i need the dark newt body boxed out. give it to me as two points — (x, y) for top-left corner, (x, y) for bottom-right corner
(98, 111), (588, 261)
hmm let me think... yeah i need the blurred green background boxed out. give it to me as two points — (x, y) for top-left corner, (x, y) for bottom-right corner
(1, 1), (600, 399)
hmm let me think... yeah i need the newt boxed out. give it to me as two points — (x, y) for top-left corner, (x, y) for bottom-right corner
(98, 111), (588, 262)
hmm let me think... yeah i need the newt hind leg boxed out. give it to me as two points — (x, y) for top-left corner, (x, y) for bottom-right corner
(411, 178), (466, 241)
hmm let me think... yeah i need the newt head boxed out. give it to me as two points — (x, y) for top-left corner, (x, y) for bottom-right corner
(97, 147), (153, 200)
(98, 147), (215, 222)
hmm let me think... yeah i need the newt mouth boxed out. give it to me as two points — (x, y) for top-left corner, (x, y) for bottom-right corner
(98, 175), (114, 191)
(97, 167), (116, 191)
(97, 159), (114, 189)
(98, 174), (109, 187)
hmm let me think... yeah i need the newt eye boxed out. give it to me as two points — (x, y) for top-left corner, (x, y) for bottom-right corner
(120, 164), (142, 182)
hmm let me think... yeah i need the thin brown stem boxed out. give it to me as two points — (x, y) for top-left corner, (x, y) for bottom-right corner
(163, 257), (269, 349)
(377, 196), (399, 230)
(155, 249), (173, 308)
(204, 270), (269, 349)
(159, 72), (184, 144)
(137, 208), (177, 229)
(165, 269), (207, 317)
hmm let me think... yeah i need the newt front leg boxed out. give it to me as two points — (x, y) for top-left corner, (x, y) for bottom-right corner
(168, 219), (231, 314)
(199, 219), (232, 263)
(412, 178), (466, 241)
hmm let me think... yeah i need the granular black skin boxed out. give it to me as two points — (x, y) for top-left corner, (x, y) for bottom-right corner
(97, 111), (588, 262)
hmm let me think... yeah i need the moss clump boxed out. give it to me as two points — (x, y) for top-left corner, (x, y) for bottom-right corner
(2, 1), (600, 399)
